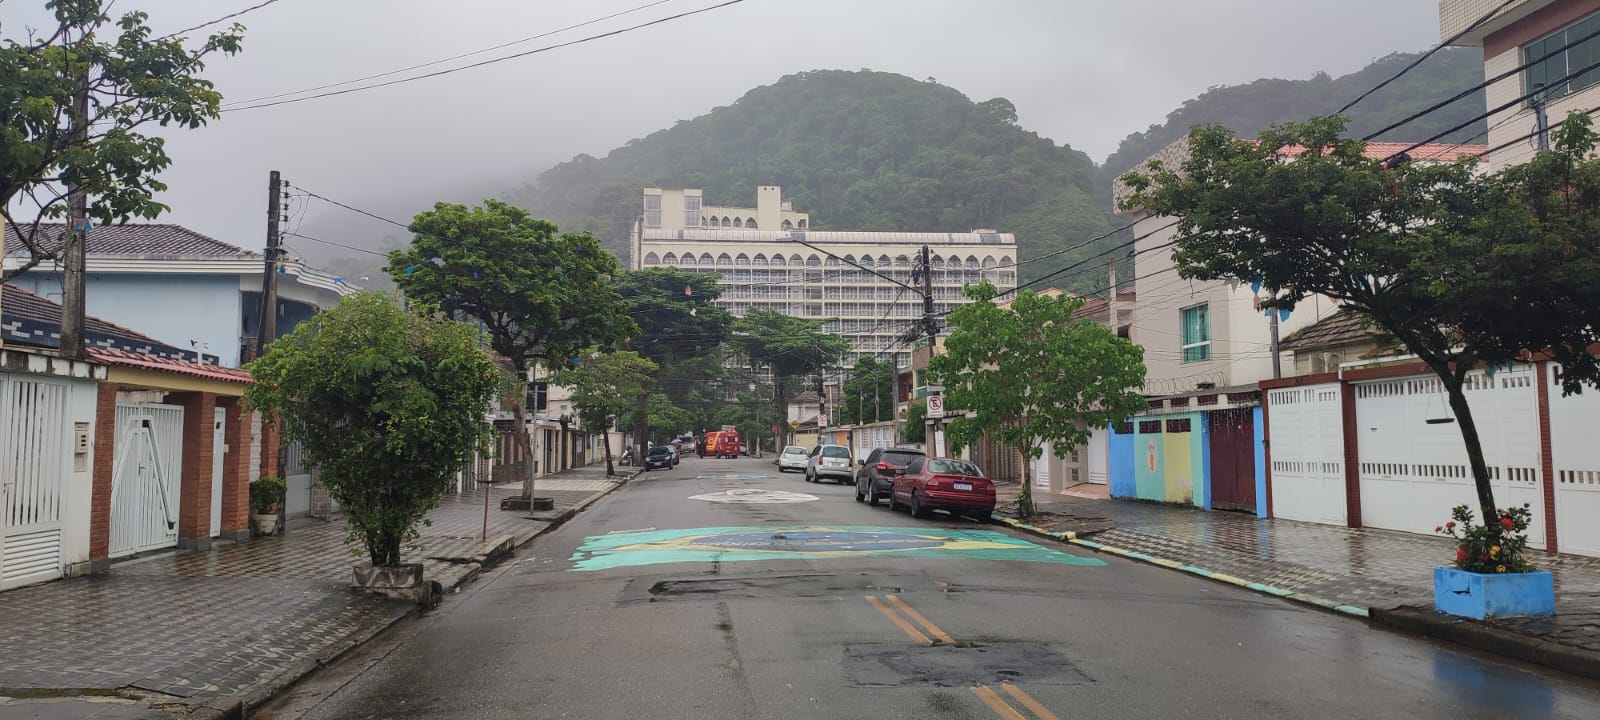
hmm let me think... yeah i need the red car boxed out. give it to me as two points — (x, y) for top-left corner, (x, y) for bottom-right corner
(889, 457), (995, 521)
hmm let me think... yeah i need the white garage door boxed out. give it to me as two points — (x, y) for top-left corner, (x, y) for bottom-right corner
(0, 375), (71, 590)
(1266, 383), (1346, 525)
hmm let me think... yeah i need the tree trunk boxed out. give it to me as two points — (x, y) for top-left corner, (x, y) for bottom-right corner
(513, 392), (536, 500)
(1442, 373), (1499, 524)
(370, 532), (402, 567)
(632, 391), (649, 465)
(1017, 448), (1036, 519)
(774, 379), (790, 447)
(603, 426), (615, 477)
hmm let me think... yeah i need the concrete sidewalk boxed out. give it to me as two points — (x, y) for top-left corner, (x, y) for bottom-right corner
(994, 483), (1600, 680)
(0, 464), (635, 720)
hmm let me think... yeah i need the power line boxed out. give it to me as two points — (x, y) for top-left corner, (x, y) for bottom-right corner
(223, 0), (749, 112)
(162, 0), (286, 40)
(222, 0), (677, 108)
(1337, 0), (1517, 114)
(281, 231), (385, 257)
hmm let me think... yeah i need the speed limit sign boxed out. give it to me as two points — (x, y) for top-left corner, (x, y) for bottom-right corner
(926, 395), (944, 419)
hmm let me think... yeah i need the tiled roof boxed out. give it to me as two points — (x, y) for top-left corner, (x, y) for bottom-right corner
(3, 284), (242, 383)
(4, 223), (251, 258)
(1280, 309), (1386, 351)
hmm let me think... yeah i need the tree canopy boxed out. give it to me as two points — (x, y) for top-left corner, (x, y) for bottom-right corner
(1, 0), (244, 281)
(929, 282), (1147, 516)
(616, 267), (733, 447)
(836, 355), (896, 426)
(1119, 113), (1600, 527)
(555, 350), (657, 476)
(245, 293), (499, 566)
(728, 308), (848, 446)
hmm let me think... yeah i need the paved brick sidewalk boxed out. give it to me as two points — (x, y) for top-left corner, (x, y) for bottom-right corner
(0, 465), (632, 719)
(995, 483), (1600, 675)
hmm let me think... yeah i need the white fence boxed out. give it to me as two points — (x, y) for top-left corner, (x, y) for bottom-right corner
(0, 375), (71, 589)
(1266, 383), (1346, 525)
(1549, 372), (1600, 556)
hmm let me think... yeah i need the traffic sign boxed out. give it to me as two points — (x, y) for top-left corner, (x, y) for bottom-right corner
(926, 395), (944, 419)
(789, 420), (800, 429)
(771, 424), (781, 434)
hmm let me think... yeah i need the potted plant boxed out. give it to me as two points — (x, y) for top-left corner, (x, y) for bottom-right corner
(1433, 503), (1554, 620)
(250, 476), (286, 536)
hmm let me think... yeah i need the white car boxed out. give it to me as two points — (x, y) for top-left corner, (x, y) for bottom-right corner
(777, 445), (809, 473)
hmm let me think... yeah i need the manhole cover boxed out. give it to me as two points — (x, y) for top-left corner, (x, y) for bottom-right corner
(843, 643), (1093, 688)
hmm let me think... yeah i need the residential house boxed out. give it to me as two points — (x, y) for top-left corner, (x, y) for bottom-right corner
(1442, 0), (1600, 170)
(2, 284), (263, 590)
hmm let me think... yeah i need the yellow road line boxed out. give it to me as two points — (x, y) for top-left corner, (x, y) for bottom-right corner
(1002, 684), (1062, 720)
(865, 595), (931, 644)
(885, 594), (956, 645)
(971, 686), (1029, 720)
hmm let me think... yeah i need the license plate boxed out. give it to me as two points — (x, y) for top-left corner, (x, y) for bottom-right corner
(954, 482), (972, 491)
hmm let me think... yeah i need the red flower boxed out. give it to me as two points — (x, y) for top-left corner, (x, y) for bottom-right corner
(1446, 521), (1456, 529)
(1435, 525), (1444, 533)
(1500, 517), (1515, 531)
(1456, 549), (1468, 561)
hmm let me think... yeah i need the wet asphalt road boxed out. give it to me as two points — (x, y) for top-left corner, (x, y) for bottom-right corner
(277, 456), (1600, 720)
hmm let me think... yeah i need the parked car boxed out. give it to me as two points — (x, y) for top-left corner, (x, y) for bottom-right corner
(644, 446), (675, 471)
(890, 457), (995, 521)
(805, 444), (854, 483)
(777, 445), (809, 473)
(666, 445), (680, 466)
(854, 447), (926, 506)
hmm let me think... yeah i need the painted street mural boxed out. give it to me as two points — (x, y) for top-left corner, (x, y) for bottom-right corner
(569, 525), (1107, 571)
(688, 489), (820, 504)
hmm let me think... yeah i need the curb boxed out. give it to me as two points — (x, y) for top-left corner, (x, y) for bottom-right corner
(990, 515), (1370, 620)
(1370, 606), (1600, 682)
(213, 471), (639, 719)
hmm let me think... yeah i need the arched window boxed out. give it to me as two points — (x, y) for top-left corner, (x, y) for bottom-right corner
(806, 254), (822, 267)
(982, 256), (997, 269)
(1000, 255), (1014, 268)
(781, 219), (793, 230)
(895, 255), (910, 267)
(770, 254), (786, 267)
(843, 254), (857, 266)
(643, 252), (660, 266)
(735, 253), (750, 266)
(789, 254), (804, 266)
(966, 255), (980, 267)
(700, 253), (715, 266)
(930, 255), (945, 268)
(733, 217), (744, 228)
(947, 257), (961, 269)
(753, 253), (768, 266)
(678, 253), (694, 267)
(717, 253), (734, 267)
(879, 254), (892, 267)
(745, 219), (757, 230)
(824, 256), (840, 267)
(798, 219), (808, 228)
(859, 255), (874, 268)
(721, 216), (732, 227)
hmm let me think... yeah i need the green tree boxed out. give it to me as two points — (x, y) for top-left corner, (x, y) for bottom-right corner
(901, 400), (926, 444)
(928, 282), (1147, 517)
(245, 293), (499, 566)
(838, 356), (896, 425)
(712, 392), (775, 455)
(554, 351), (656, 476)
(1119, 114), (1600, 528)
(616, 267), (732, 459)
(727, 308), (848, 447)
(2, 0), (244, 281)
(386, 199), (636, 500)
(632, 392), (692, 446)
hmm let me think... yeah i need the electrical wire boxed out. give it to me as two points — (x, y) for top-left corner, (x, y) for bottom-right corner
(221, 0), (677, 108)
(223, 0), (749, 112)
(161, 0), (285, 39)
(1336, 0), (1517, 114)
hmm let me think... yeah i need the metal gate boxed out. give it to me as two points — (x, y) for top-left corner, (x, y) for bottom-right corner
(210, 407), (225, 537)
(1208, 407), (1257, 512)
(110, 402), (185, 557)
(1549, 366), (1600, 557)
(284, 439), (311, 519)
(1266, 383), (1346, 525)
(0, 375), (71, 590)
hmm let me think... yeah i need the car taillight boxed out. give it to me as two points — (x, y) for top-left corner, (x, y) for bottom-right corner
(876, 462), (891, 471)
(928, 479), (941, 488)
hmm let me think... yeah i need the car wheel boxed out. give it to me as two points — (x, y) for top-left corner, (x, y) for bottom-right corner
(854, 483), (865, 503)
(867, 484), (881, 507)
(888, 491), (902, 512)
(910, 491), (927, 519)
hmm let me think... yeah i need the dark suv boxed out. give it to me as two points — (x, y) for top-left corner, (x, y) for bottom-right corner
(854, 447), (926, 506)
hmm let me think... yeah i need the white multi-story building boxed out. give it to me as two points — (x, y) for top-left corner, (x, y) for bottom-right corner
(630, 186), (1018, 372)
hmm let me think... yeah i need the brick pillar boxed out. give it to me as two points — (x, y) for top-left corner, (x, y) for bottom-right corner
(88, 383), (119, 572)
(218, 398), (252, 542)
(259, 416), (281, 479)
(1341, 381), (1363, 528)
(1535, 361), (1560, 554)
(173, 391), (217, 549)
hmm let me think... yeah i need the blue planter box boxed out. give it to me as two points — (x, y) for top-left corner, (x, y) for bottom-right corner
(1433, 567), (1555, 620)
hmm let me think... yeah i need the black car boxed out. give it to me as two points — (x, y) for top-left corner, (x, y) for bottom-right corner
(644, 446), (675, 471)
(854, 447), (926, 506)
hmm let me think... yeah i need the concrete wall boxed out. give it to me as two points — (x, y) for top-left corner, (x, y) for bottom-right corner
(1128, 411), (1208, 507)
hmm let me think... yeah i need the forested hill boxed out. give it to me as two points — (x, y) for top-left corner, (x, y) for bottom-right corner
(1101, 48), (1488, 185)
(512, 70), (1114, 289)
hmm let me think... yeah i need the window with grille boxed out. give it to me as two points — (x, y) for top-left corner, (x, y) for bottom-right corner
(684, 195), (701, 228)
(644, 194), (661, 227)
(1181, 304), (1210, 362)
(1525, 12), (1600, 102)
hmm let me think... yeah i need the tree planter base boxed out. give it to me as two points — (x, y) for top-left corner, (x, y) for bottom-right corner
(252, 513), (279, 536)
(352, 562), (440, 605)
(1433, 567), (1555, 620)
(499, 496), (555, 511)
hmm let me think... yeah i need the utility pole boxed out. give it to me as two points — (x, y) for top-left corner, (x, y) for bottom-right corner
(1533, 83), (1551, 153)
(253, 171), (284, 361)
(920, 244), (940, 456)
(59, 57), (90, 359)
(1107, 261), (1119, 333)
(1268, 310), (1282, 380)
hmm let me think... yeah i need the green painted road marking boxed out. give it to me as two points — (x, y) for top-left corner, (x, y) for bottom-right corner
(568, 525), (1108, 571)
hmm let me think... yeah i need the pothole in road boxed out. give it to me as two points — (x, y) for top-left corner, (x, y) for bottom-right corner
(843, 642), (1093, 688)
(645, 573), (905, 599)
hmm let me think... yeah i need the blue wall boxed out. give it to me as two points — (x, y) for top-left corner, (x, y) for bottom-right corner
(14, 272), (243, 366)
(1253, 406), (1268, 518)
(1108, 424), (1137, 499)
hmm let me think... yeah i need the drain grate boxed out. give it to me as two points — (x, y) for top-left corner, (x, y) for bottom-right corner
(843, 642), (1093, 688)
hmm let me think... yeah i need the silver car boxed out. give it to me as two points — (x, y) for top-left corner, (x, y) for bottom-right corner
(776, 445), (809, 473)
(805, 444), (854, 484)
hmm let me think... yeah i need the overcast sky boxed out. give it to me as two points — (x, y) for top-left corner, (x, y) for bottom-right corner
(4, 0), (1443, 258)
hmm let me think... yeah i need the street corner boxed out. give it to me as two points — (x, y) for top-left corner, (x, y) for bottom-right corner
(565, 525), (1109, 571)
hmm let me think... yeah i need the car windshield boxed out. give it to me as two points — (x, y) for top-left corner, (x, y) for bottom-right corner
(928, 459), (982, 476)
(881, 451), (923, 466)
(783, 447), (806, 455)
(822, 446), (850, 458)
